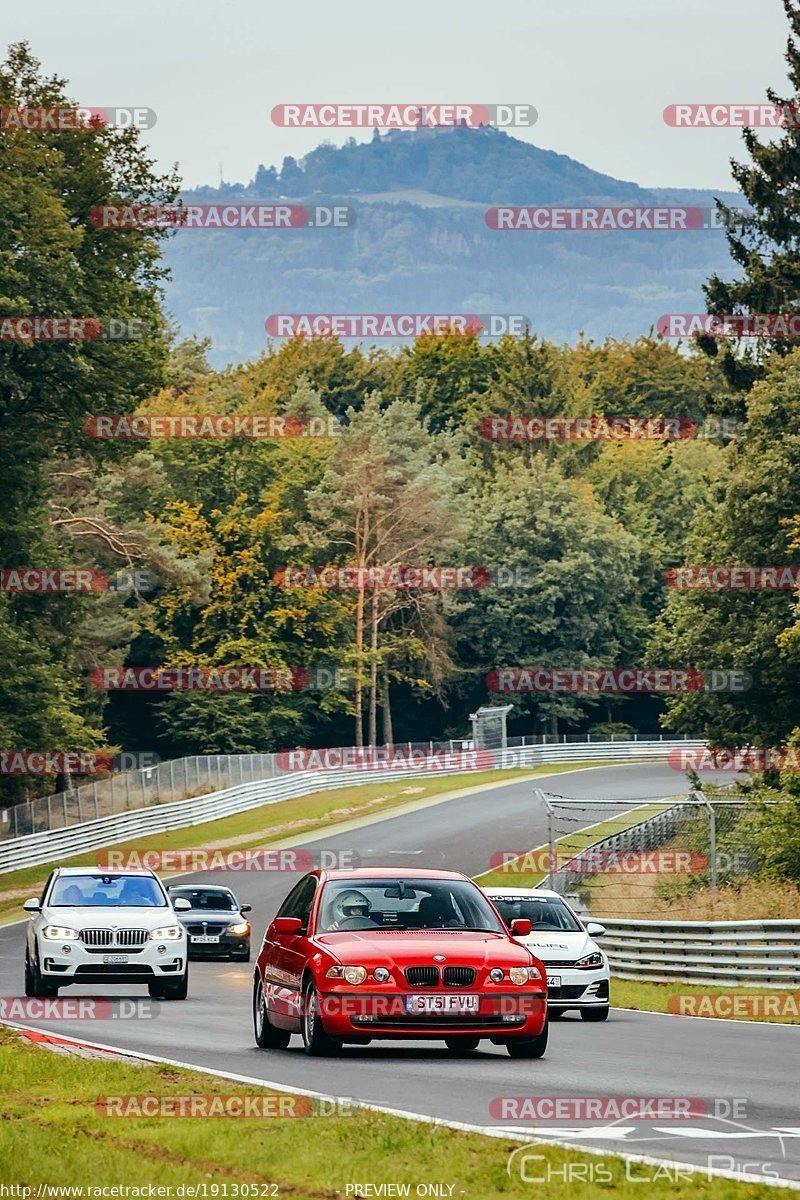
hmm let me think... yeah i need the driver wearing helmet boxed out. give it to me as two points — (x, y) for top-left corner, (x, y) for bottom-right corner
(329, 889), (376, 930)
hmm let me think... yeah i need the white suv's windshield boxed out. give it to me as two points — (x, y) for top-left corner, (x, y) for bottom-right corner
(48, 874), (167, 908)
(317, 878), (506, 933)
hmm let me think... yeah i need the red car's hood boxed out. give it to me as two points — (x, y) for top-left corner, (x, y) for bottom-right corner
(314, 929), (535, 968)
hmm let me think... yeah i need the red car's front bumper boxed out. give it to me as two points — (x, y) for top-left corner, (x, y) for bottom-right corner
(315, 990), (547, 1039)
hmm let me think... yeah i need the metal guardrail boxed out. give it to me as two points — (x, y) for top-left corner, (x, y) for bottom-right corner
(0, 739), (702, 874)
(600, 918), (800, 988)
(1, 733), (700, 840)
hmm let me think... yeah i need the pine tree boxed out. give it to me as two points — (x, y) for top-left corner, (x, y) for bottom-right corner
(701, 0), (800, 388)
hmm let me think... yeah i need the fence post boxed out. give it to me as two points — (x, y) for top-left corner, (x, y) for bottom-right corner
(538, 791), (556, 893)
(698, 791), (716, 894)
(169, 759), (175, 803)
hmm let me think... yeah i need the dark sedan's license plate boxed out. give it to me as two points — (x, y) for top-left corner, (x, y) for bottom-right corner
(405, 994), (479, 1015)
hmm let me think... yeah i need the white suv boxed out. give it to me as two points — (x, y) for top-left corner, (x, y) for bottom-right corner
(23, 867), (191, 1000)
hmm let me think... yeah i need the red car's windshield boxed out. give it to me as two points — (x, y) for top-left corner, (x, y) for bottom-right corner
(316, 878), (506, 933)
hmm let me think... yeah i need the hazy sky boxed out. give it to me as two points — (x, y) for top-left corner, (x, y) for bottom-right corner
(4, 0), (791, 191)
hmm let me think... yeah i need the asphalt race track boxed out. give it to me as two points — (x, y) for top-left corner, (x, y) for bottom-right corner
(1, 763), (798, 1184)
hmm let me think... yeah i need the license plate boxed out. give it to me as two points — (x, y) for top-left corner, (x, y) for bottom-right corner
(103, 954), (129, 964)
(191, 935), (220, 944)
(405, 994), (479, 1015)
(547, 975), (562, 988)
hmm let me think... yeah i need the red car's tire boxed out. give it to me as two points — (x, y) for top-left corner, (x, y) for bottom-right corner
(506, 1022), (548, 1059)
(253, 976), (291, 1049)
(301, 979), (342, 1057)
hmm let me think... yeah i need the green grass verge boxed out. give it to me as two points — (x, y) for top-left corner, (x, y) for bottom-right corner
(0, 1026), (781, 1197)
(474, 801), (671, 889)
(0, 763), (614, 925)
(611, 978), (800, 1024)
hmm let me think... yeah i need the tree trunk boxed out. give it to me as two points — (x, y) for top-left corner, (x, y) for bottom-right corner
(550, 712), (559, 739)
(381, 672), (394, 746)
(368, 591), (379, 747)
(354, 588), (365, 747)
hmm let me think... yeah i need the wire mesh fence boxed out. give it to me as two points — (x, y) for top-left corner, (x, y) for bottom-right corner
(542, 795), (777, 920)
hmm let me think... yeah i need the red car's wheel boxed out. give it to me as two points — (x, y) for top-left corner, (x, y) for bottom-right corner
(506, 1022), (548, 1059)
(301, 978), (342, 1057)
(253, 976), (291, 1049)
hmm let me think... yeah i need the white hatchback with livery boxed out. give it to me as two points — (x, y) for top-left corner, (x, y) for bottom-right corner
(482, 887), (610, 1021)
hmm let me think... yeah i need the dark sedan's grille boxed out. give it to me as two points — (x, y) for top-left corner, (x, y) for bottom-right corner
(443, 966), (476, 987)
(185, 922), (225, 936)
(80, 928), (147, 948)
(404, 966), (439, 987)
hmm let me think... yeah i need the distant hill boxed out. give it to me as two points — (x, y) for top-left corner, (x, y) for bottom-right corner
(164, 127), (743, 366)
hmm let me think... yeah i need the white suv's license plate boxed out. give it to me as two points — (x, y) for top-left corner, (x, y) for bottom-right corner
(405, 994), (479, 1015)
(191, 935), (220, 944)
(103, 954), (129, 964)
(547, 975), (562, 988)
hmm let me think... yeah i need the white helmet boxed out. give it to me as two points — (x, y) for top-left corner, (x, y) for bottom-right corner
(333, 889), (371, 924)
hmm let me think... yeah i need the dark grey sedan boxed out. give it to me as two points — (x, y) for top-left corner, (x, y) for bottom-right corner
(166, 885), (251, 961)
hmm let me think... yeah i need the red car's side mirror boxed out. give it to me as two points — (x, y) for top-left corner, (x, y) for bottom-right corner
(510, 918), (532, 936)
(273, 916), (303, 936)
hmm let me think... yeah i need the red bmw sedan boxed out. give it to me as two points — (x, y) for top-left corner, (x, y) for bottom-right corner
(253, 867), (549, 1057)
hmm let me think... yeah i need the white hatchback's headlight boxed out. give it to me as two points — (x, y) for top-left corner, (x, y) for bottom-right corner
(326, 965), (368, 984)
(42, 926), (79, 941)
(149, 926), (183, 941)
(575, 951), (604, 969)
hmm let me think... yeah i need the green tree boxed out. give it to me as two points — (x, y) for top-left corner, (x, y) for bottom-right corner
(651, 349), (800, 745)
(701, 0), (800, 389)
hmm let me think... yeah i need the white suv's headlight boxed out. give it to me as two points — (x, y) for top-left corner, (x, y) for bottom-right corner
(42, 926), (79, 940)
(149, 926), (184, 941)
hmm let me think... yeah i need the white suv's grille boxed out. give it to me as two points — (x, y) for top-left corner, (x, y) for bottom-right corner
(80, 929), (148, 948)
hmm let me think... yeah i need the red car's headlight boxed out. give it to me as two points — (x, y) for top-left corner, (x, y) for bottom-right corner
(326, 965), (368, 984)
(510, 966), (543, 985)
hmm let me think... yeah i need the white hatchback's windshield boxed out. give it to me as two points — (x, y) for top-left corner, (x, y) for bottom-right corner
(48, 874), (167, 908)
(317, 878), (506, 933)
(490, 895), (582, 933)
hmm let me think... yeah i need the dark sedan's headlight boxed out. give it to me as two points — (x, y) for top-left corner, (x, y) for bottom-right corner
(227, 921), (250, 935)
